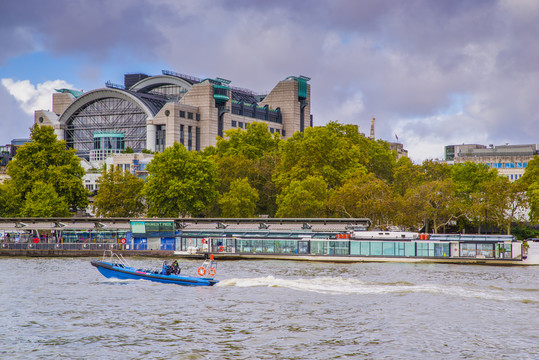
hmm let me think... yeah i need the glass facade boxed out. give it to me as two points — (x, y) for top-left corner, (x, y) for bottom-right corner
(177, 237), (461, 258)
(60, 230), (128, 243)
(66, 97), (147, 160)
(147, 84), (187, 102)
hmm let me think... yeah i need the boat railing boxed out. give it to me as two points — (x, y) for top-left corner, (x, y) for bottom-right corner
(102, 250), (130, 268)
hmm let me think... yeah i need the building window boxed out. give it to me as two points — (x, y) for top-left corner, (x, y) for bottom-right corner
(156, 125), (166, 153)
(188, 126), (192, 151)
(239, 122), (243, 128)
(180, 111), (185, 118)
(524, 162), (528, 168)
(276, 129), (280, 134)
(196, 127), (200, 151)
(188, 112), (193, 120)
(270, 128), (274, 133)
(196, 114), (200, 121)
(232, 120), (237, 127)
(282, 130), (286, 136)
(180, 125), (184, 145)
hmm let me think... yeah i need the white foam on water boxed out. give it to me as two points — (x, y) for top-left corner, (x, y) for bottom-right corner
(217, 276), (538, 303)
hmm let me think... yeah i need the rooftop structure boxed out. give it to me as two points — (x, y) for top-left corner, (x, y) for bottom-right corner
(35, 70), (312, 168)
(445, 143), (538, 182)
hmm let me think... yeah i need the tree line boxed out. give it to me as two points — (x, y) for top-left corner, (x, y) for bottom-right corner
(1, 123), (538, 237)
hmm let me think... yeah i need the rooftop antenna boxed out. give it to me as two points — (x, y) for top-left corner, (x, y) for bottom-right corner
(369, 117), (375, 140)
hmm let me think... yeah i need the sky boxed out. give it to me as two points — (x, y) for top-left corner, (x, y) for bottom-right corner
(1, 0), (539, 163)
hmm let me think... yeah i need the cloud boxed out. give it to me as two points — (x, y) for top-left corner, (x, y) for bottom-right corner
(1, 78), (75, 115)
(1, 0), (539, 161)
(0, 84), (34, 144)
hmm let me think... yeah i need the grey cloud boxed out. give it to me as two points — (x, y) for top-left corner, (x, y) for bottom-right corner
(2, 0), (539, 159)
(0, 85), (33, 145)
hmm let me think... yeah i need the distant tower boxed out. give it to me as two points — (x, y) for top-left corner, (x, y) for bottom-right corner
(369, 117), (375, 140)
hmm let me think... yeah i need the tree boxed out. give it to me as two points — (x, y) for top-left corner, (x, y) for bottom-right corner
(218, 178), (259, 217)
(328, 171), (398, 226)
(274, 122), (369, 190)
(520, 155), (539, 187)
(212, 122), (281, 216)
(451, 162), (497, 200)
(20, 182), (70, 217)
(93, 167), (145, 217)
(421, 159), (451, 181)
(367, 139), (396, 182)
(402, 179), (461, 233)
(0, 181), (23, 217)
(528, 182), (539, 223)
(276, 176), (329, 217)
(144, 142), (219, 217)
(481, 176), (528, 235)
(392, 157), (422, 196)
(7, 125), (88, 213)
(450, 162), (499, 231)
(214, 122), (281, 159)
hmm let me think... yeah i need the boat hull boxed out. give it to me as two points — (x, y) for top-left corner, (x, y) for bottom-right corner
(91, 260), (218, 286)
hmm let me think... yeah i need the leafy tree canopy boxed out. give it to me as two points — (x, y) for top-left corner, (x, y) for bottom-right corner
(0, 181), (23, 217)
(218, 178), (259, 218)
(274, 122), (369, 190)
(214, 122), (281, 159)
(451, 162), (498, 201)
(329, 170), (397, 226)
(21, 182), (70, 217)
(7, 125), (88, 212)
(276, 176), (329, 218)
(144, 142), (219, 217)
(94, 167), (145, 217)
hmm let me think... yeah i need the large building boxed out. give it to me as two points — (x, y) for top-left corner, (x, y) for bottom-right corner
(445, 143), (538, 181)
(35, 70), (312, 167)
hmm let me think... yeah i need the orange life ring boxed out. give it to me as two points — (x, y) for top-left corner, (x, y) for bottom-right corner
(197, 267), (206, 276)
(218, 246), (225, 252)
(201, 238), (207, 244)
(208, 267), (216, 276)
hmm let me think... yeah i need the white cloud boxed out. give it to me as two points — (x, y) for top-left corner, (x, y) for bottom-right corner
(1, 78), (75, 115)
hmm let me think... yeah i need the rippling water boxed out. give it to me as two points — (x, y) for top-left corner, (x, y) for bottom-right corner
(0, 257), (538, 359)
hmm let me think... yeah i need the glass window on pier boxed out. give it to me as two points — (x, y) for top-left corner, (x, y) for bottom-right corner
(310, 240), (349, 255)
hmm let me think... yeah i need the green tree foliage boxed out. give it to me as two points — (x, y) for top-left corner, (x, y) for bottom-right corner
(20, 182), (70, 217)
(478, 176), (528, 235)
(144, 142), (219, 217)
(451, 162), (498, 200)
(218, 178), (259, 217)
(329, 171), (398, 226)
(402, 179), (461, 233)
(7, 125), (88, 213)
(93, 167), (145, 217)
(276, 176), (329, 217)
(212, 122), (280, 216)
(0, 181), (23, 217)
(520, 156), (539, 223)
(421, 159), (451, 181)
(214, 122), (281, 159)
(367, 140), (397, 182)
(528, 182), (539, 223)
(392, 157), (422, 196)
(274, 122), (370, 190)
(519, 155), (539, 186)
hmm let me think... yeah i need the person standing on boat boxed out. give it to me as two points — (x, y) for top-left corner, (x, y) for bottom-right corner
(171, 259), (181, 275)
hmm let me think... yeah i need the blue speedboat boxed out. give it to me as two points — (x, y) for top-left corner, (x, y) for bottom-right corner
(91, 251), (218, 286)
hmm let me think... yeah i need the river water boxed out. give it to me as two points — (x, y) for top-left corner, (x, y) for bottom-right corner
(0, 257), (538, 360)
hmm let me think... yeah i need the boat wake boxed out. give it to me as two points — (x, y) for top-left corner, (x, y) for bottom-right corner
(217, 276), (538, 303)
